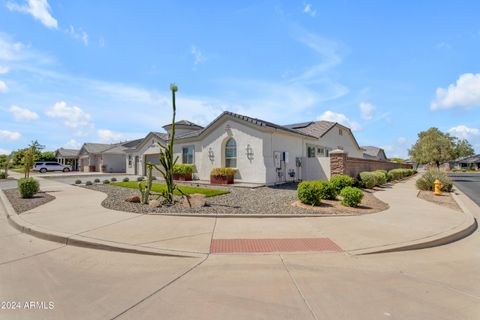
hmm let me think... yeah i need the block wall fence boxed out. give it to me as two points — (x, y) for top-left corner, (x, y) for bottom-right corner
(330, 149), (412, 178)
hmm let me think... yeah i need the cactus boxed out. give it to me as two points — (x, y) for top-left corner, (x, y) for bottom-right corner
(139, 163), (154, 204)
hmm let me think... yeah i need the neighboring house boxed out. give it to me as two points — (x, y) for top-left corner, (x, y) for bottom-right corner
(362, 146), (388, 161)
(78, 139), (142, 173)
(54, 148), (80, 171)
(125, 111), (366, 185)
(449, 154), (480, 170)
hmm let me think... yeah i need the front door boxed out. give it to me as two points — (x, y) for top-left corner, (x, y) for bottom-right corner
(134, 156), (139, 175)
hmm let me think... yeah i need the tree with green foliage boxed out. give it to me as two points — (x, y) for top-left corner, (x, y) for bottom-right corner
(39, 151), (56, 161)
(453, 138), (475, 159)
(390, 157), (405, 163)
(409, 127), (456, 168)
(22, 140), (45, 178)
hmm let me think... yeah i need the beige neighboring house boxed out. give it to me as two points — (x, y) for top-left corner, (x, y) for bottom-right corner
(362, 146), (388, 161)
(125, 111), (365, 185)
(78, 139), (142, 173)
(54, 148), (80, 171)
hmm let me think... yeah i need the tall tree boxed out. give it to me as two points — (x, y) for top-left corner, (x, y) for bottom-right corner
(453, 138), (475, 159)
(409, 127), (456, 168)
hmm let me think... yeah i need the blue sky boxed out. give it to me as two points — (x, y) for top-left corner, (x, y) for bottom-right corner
(1, 1), (480, 158)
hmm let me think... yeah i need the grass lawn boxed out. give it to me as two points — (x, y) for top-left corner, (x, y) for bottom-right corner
(111, 181), (229, 197)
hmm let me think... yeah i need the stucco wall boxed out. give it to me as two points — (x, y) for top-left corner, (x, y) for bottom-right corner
(320, 125), (364, 158)
(302, 157), (331, 181)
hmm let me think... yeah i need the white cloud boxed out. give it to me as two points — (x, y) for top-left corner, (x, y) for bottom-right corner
(45, 101), (92, 128)
(64, 139), (81, 149)
(0, 148), (11, 155)
(191, 45), (206, 66)
(0, 129), (21, 140)
(97, 129), (124, 143)
(303, 3), (317, 16)
(359, 101), (375, 120)
(397, 137), (407, 145)
(431, 73), (480, 110)
(0, 66), (9, 74)
(0, 80), (7, 93)
(6, 0), (58, 29)
(448, 125), (480, 139)
(66, 25), (89, 46)
(8, 105), (39, 121)
(317, 110), (361, 131)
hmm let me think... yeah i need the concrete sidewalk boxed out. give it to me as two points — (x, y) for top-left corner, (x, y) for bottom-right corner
(1, 172), (476, 256)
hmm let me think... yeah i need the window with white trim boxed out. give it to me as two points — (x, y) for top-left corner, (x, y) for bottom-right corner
(225, 138), (237, 167)
(182, 146), (195, 164)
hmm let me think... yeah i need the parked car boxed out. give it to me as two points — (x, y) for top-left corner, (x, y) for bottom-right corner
(33, 162), (72, 173)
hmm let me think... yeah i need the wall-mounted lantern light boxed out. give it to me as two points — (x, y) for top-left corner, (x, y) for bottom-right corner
(246, 144), (254, 160)
(208, 147), (215, 162)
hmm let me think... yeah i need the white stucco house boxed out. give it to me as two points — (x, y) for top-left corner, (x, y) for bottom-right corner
(124, 111), (365, 185)
(78, 139), (142, 173)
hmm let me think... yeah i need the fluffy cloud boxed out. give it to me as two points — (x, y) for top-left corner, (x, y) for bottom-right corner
(359, 102), (375, 120)
(303, 3), (317, 16)
(66, 25), (89, 46)
(6, 0), (58, 29)
(64, 139), (81, 149)
(0, 66), (9, 74)
(431, 73), (480, 110)
(97, 129), (125, 143)
(448, 125), (480, 139)
(45, 101), (92, 128)
(0, 80), (7, 93)
(0, 129), (21, 140)
(318, 110), (361, 131)
(8, 105), (39, 121)
(191, 45), (206, 66)
(0, 148), (11, 155)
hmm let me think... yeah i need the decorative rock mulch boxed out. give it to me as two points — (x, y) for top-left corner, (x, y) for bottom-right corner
(82, 184), (388, 216)
(3, 189), (55, 214)
(417, 190), (462, 212)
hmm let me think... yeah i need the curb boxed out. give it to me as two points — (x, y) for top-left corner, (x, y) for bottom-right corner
(0, 189), (204, 259)
(351, 187), (478, 255)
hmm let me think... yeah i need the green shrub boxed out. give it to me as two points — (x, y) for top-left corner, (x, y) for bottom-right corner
(0, 172), (7, 179)
(388, 168), (414, 181)
(211, 167), (237, 176)
(94, 178), (100, 183)
(137, 176), (144, 181)
(297, 181), (322, 206)
(359, 172), (376, 189)
(103, 179), (110, 184)
(373, 171), (387, 185)
(74, 179), (82, 184)
(416, 170), (453, 192)
(173, 164), (194, 174)
(315, 181), (337, 200)
(86, 181), (93, 186)
(340, 187), (364, 207)
(330, 175), (355, 192)
(122, 177), (129, 182)
(111, 177), (117, 182)
(17, 178), (40, 199)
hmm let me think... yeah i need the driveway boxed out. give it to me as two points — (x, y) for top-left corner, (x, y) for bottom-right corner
(449, 172), (480, 206)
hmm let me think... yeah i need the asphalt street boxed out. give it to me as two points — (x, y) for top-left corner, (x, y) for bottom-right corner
(450, 172), (480, 206)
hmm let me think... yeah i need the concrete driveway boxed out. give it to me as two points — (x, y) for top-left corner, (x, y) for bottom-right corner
(450, 172), (480, 206)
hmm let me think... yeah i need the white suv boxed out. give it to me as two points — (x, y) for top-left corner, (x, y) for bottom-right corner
(33, 162), (72, 173)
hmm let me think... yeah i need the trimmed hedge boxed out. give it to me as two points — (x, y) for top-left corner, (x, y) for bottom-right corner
(329, 175), (355, 193)
(17, 178), (40, 199)
(103, 179), (110, 184)
(340, 187), (364, 207)
(388, 168), (414, 181)
(137, 176), (144, 181)
(94, 178), (101, 183)
(173, 164), (194, 174)
(111, 177), (117, 182)
(416, 170), (452, 192)
(74, 179), (82, 184)
(86, 181), (93, 186)
(122, 177), (129, 182)
(359, 172), (377, 189)
(0, 172), (7, 179)
(297, 180), (337, 205)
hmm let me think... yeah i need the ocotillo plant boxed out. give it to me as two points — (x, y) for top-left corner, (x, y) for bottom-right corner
(152, 84), (179, 204)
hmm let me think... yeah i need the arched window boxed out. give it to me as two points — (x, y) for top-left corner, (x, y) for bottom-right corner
(224, 138), (237, 168)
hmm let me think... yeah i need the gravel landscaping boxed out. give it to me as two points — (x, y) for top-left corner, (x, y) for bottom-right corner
(82, 183), (388, 216)
(418, 190), (462, 212)
(3, 188), (55, 214)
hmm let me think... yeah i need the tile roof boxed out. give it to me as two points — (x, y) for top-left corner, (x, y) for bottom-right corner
(362, 146), (383, 157)
(162, 120), (204, 129)
(285, 120), (337, 138)
(55, 148), (79, 157)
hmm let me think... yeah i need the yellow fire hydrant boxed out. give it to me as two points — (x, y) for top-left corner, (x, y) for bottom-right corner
(434, 179), (443, 196)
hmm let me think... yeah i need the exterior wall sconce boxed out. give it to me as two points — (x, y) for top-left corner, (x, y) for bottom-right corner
(246, 144), (254, 160)
(208, 147), (215, 162)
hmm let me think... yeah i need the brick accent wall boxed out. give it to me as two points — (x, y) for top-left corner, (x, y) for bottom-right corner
(330, 149), (412, 178)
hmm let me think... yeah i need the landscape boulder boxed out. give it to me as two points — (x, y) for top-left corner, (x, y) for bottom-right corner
(148, 199), (162, 208)
(125, 195), (141, 203)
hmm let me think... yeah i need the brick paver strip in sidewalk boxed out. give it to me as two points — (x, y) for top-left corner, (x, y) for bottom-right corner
(210, 238), (342, 253)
